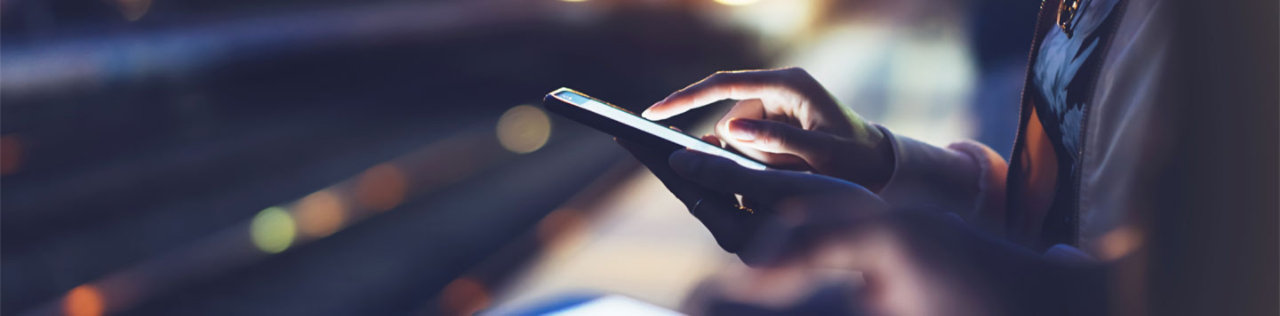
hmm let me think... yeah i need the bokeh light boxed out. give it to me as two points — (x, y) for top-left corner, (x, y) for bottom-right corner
(63, 285), (104, 316)
(439, 277), (490, 315)
(536, 209), (586, 245)
(715, 0), (761, 6)
(114, 0), (152, 21)
(294, 190), (346, 239)
(1, 134), (25, 175)
(496, 105), (552, 154)
(251, 207), (296, 254)
(1099, 226), (1144, 260)
(354, 163), (408, 212)
(720, 0), (819, 45)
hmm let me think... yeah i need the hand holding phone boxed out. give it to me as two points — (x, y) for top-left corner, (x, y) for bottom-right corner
(543, 88), (769, 254)
(542, 88), (877, 263)
(642, 68), (894, 191)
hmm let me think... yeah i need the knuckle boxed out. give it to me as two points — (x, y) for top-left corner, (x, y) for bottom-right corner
(772, 68), (813, 90)
(708, 71), (731, 82)
(723, 84), (741, 99)
(781, 66), (807, 75)
(763, 124), (789, 147)
(779, 67), (809, 79)
(704, 74), (735, 89)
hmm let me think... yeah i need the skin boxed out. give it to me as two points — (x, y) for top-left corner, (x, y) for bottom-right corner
(621, 144), (1091, 316)
(619, 67), (1107, 315)
(641, 67), (896, 191)
(621, 67), (901, 258)
(617, 138), (883, 259)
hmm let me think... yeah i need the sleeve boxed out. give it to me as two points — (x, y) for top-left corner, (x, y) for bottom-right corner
(875, 125), (1010, 236)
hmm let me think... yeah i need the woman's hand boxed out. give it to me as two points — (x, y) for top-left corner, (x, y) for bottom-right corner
(642, 67), (895, 190)
(619, 138), (886, 264)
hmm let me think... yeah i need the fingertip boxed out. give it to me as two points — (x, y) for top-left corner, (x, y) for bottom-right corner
(641, 106), (666, 120)
(700, 134), (722, 147)
(641, 99), (666, 118)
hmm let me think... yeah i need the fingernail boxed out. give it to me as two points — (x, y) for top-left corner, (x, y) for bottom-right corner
(641, 108), (656, 119)
(728, 119), (757, 141)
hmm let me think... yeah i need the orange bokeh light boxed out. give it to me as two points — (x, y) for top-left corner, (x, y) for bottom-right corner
(1099, 226), (1144, 260)
(354, 163), (408, 212)
(63, 285), (105, 316)
(114, 0), (152, 21)
(536, 209), (586, 245)
(1, 134), (25, 176)
(439, 277), (490, 315)
(295, 190), (347, 238)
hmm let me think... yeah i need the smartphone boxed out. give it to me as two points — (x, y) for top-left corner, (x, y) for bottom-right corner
(543, 87), (767, 170)
(487, 293), (683, 316)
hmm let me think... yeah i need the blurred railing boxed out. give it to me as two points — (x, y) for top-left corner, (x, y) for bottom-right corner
(2, 1), (768, 315)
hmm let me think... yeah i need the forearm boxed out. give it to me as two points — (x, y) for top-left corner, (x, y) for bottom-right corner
(874, 125), (1009, 235)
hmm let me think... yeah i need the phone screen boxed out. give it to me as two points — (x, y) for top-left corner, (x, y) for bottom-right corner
(543, 295), (682, 316)
(549, 88), (767, 170)
(489, 294), (682, 316)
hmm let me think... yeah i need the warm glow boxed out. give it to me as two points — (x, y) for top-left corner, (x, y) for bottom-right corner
(715, 0), (760, 6)
(1, 134), (24, 175)
(251, 207), (296, 254)
(721, 0), (819, 44)
(63, 285), (105, 316)
(536, 209), (586, 244)
(560, 0), (588, 2)
(354, 163), (408, 212)
(1099, 226), (1144, 260)
(294, 190), (346, 238)
(114, 0), (152, 21)
(496, 105), (552, 154)
(439, 277), (491, 315)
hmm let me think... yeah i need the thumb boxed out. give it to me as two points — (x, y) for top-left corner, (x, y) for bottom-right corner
(723, 118), (835, 165)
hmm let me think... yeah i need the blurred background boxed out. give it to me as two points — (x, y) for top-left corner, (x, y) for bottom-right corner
(1, 0), (1048, 314)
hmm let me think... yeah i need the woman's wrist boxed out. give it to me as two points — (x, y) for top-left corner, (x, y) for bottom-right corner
(840, 123), (895, 192)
